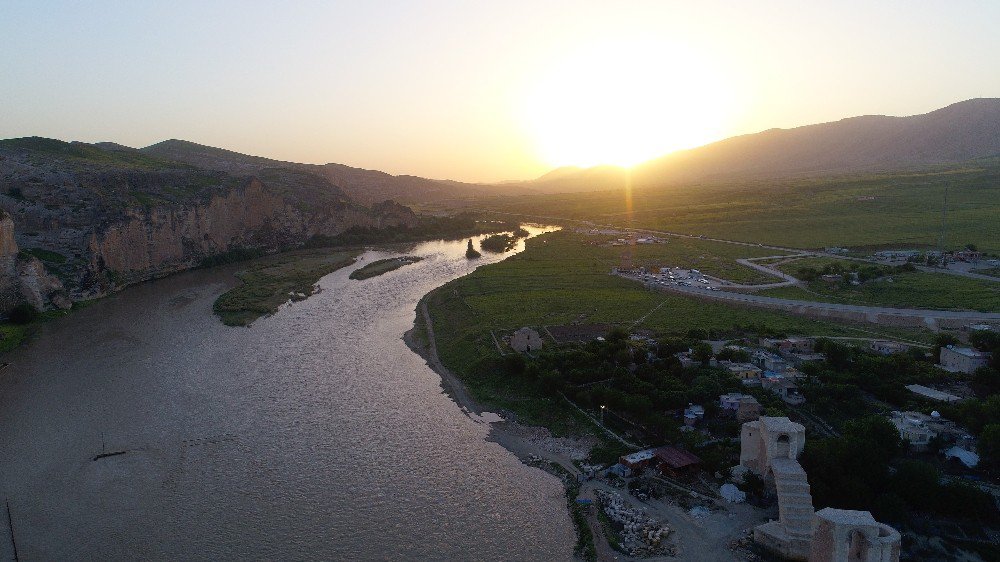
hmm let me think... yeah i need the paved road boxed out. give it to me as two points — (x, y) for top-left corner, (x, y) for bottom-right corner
(622, 273), (1000, 324)
(484, 211), (1000, 283)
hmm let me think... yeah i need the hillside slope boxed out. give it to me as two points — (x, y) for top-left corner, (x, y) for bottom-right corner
(0, 137), (416, 311)
(141, 139), (523, 204)
(525, 98), (1000, 192)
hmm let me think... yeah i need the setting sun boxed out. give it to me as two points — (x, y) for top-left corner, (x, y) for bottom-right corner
(519, 38), (737, 168)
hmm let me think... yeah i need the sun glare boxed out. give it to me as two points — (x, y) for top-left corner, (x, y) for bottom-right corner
(520, 38), (736, 168)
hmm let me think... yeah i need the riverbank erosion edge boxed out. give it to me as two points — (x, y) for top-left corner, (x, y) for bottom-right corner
(404, 294), (601, 560)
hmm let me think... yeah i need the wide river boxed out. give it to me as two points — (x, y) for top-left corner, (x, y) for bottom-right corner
(0, 227), (575, 560)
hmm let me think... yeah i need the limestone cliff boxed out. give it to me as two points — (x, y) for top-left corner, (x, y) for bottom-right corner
(0, 211), (70, 312)
(0, 137), (418, 313)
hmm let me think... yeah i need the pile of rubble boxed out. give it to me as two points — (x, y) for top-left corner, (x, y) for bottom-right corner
(595, 489), (675, 557)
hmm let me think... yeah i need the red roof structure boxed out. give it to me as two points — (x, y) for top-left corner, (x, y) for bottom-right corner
(653, 446), (701, 471)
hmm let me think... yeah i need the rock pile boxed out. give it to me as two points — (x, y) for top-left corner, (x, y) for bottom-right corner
(596, 489), (675, 557)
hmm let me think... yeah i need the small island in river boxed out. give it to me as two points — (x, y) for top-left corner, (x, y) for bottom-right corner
(350, 256), (424, 280)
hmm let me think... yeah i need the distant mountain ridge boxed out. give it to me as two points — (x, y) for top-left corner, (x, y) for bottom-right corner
(141, 139), (523, 204)
(525, 98), (1000, 192)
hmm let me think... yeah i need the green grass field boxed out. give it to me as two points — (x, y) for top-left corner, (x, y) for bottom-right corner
(759, 272), (1000, 312)
(771, 256), (860, 276)
(572, 231), (788, 284)
(464, 163), (1000, 253)
(214, 248), (360, 326)
(424, 230), (935, 431)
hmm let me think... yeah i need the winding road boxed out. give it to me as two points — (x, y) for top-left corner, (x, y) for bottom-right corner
(620, 271), (1000, 329)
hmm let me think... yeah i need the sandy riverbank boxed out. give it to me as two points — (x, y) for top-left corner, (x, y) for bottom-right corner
(402, 299), (593, 475)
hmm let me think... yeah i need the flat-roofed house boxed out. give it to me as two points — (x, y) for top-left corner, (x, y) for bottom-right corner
(939, 346), (991, 374)
(721, 361), (763, 383)
(720, 393), (763, 422)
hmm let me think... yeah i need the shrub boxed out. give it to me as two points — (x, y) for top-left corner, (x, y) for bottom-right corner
(7, 303), (39, 324)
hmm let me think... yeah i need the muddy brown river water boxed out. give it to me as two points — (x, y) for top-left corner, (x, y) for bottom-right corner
(0, 227), (574, 560)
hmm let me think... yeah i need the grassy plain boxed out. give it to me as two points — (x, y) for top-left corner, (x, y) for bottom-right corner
(463, 163), (1000, 252)
(771, 256), (860, 276)
(580, 232), (788, 284)
(424, 230), (935, 430)
(214, 248), (360, 326)
(759, 271), (1000, 312)
(349, 256), (422, 280)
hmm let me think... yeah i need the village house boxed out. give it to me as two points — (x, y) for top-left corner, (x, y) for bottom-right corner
(683, 404), (705, 426)
(767, 337), (816, 356)
(720, 361), (763, 384)
(888, 411), (970, 450)
(939, 346), (991, 374)
(675, 350), (716, 369)
(870, 340), (911, 356)
(889, 411), (936, 450)
(510, 327), (543, 353)
(786, 352), (825, 366)
(751, 349), (790, 372)
(652, 446), (701, 477)
(618, 449), (656, 472)
(719, 393), (763, 422)
(762, 373), (806, 405)
(905, 384), (962, 403)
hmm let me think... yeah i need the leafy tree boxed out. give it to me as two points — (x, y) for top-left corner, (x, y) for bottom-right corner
(501, 353), (527, 376)
(8, 303), (38, 324)
(538, 369), (563, 395)
(656, 337), (688, 358)
(980, 424), (1000, 471)
(686, 328), (708, 340)
(801, 416), (900, 510)
(606, 327), (630, 342)
(972, 367), (1000, 399)
(691, 343), (713, 366)
(717, 347), (751, 362)
(932, 333), (960, 363)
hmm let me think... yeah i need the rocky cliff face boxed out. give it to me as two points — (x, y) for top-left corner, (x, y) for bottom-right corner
(0, 211), (70, 312)
(85, 178), (413, 290)
(0, 137), (417, 313)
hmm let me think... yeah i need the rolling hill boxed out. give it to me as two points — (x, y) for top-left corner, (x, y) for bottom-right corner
(524, 98), (1000, 193)
(141, 139), (523, 204)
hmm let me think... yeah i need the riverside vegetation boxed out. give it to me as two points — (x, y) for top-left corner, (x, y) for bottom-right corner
(210, 213), (520, 327)
(460, 160), (1000, 253)
(350, 256), (423, 280)
(760, 257), (1000, 312)
(213, 248), (360, 326)
(421, 230), (934, 443)
(422, 230), (1000, 559)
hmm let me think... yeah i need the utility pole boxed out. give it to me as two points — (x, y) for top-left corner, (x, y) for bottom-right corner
(939, 186), (948, 267)
(6, 500), (18, 562)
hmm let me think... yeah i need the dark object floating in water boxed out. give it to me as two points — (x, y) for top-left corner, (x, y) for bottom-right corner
(92, 451), (127, 461)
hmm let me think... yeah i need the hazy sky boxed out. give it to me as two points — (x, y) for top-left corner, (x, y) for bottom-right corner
(2, 1), (999, 182)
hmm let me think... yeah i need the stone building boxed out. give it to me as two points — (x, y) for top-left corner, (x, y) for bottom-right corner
(510, 327), (543, 353)
(809, 508), (901, 562)
(739, 416), (900, 561)
(939, 346), (991, 374)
